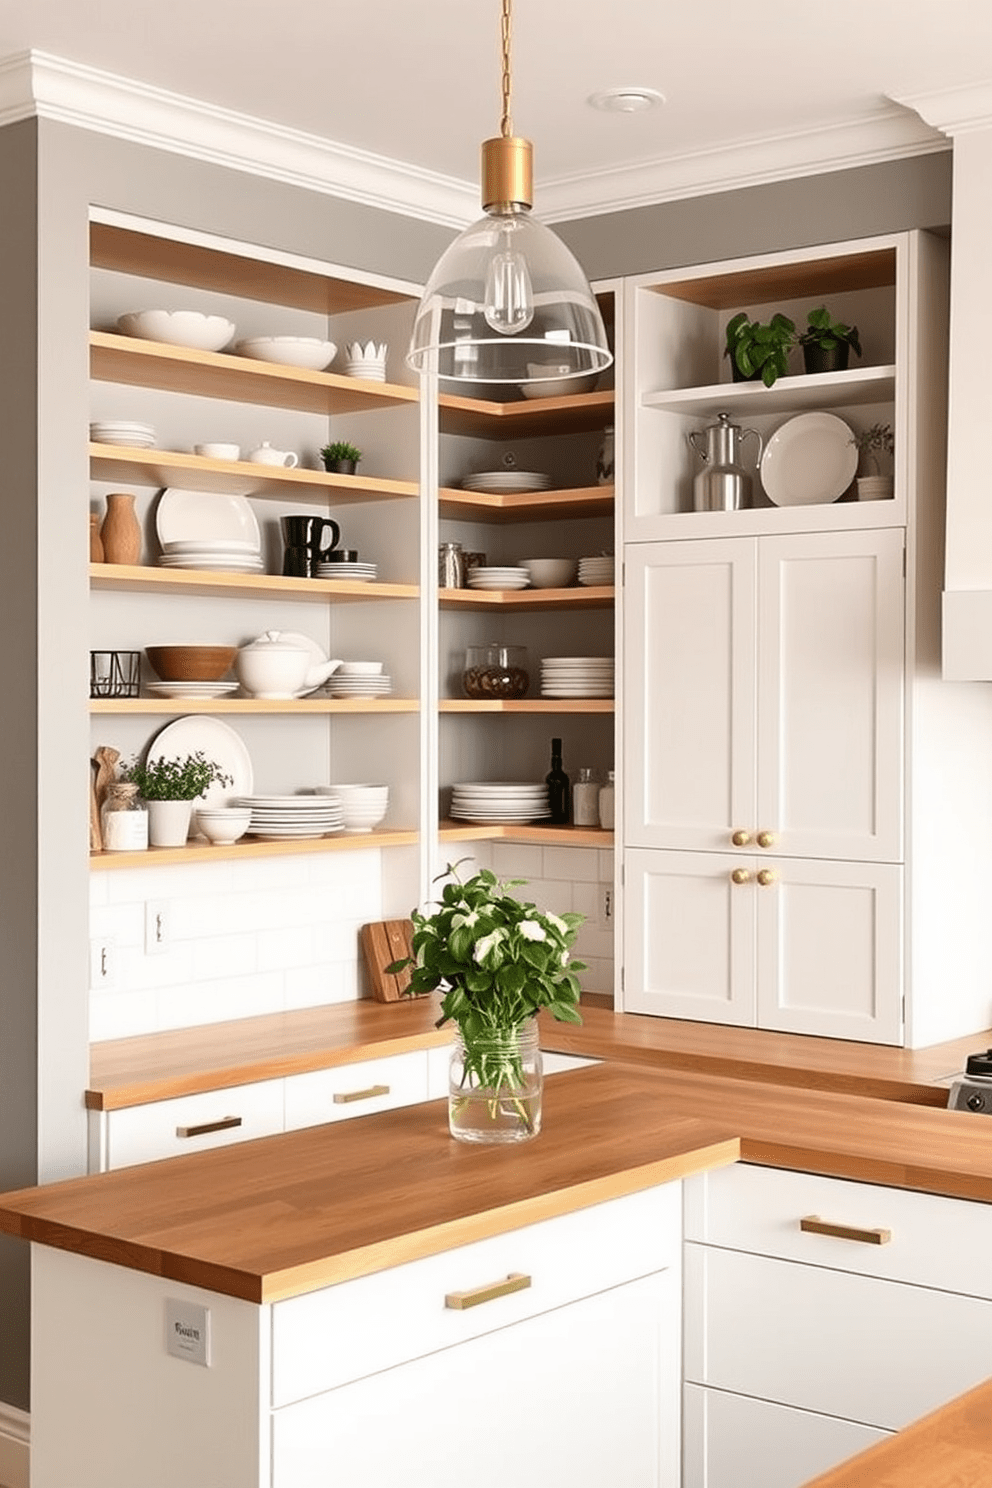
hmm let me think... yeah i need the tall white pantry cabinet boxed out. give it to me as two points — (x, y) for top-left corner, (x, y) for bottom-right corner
(618, 230), (992, 1048)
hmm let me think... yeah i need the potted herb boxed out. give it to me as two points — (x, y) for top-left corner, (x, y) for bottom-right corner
(389, 863), (585, 1143)
(724, 312), (796, 388)
(121, 751), (233, 847)
(798, 306), (862, 375)
(320, 440), (362, 475)
(850, 422), (894, 501)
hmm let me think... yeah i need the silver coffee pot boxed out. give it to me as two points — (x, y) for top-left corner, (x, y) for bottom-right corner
(687, 411), (763, 512)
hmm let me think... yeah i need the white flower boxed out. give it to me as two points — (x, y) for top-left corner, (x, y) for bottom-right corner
(545, 912), (568, 936)
(474, 930), (504, 963)
(560, 950), (570, 966)
(452, 909), (480, 929)
(518, 920), (546, 942)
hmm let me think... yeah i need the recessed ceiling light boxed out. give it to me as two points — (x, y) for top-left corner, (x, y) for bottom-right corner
(588, 87), (666, 114)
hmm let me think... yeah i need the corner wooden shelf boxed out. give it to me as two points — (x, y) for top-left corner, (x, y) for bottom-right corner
(439, 821), (613, 847)
(90, 331), (420, 416)
(90, 697), (419, 715)
(90, 444), (419, 504)
(439, 585), (614, 611)
(439, 699), (613, 714)
(438, 389), (614, 439)
(90, 826), (419, 871)
(89, 563), (418, 603)
(439, 485), (614, 523)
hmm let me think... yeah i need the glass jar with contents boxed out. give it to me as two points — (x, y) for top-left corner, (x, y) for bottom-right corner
(598, 770), (615, 830)
(462, 645), (529, 699)
(572, 767), (600, 826)
(100, 782), (149, 852)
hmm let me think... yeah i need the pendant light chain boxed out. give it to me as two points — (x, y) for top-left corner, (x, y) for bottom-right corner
(499, 0), (513, 138)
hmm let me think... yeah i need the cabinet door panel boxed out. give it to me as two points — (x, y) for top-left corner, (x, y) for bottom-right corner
(756, 529), (904, 862)
(755, 857), (903, 1043)
(623, 849), (755, 1024)
(624, 539), (756, 852)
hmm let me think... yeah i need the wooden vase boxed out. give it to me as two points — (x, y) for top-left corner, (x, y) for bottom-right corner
(89, 513), (105, 563)
(100, 492), (141, 565)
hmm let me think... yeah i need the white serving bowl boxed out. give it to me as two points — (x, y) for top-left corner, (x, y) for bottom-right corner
(234, 337), (336, 370)
(519, 557), (577, 589)
(117, 311), (236, 352)
(194, 807), (252, 845)
(337, 661), (384, 676)
(317, 782), (388, 831)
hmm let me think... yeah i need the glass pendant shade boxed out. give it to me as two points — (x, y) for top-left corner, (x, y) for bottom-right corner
(407, 205), (613, 386)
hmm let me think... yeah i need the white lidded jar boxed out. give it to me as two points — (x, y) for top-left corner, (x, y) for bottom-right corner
(572, 767), (600, 826)
(598, 770), (616, 830)
(101, 783), (148, 852)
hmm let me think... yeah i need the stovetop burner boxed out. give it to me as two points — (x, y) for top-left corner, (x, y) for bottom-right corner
(947, 1048), (992, 1113)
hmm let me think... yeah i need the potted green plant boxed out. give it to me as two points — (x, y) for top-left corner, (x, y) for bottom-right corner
(798, 306), (862, 375)
(850, 422), (894, 500)
(389, 862), (585, 1143)
(724, 312), (796, 387)
(319, 440), (362, 475)
(121, 752), (233, 848)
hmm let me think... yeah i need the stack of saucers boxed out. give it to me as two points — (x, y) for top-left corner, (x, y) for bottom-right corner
(450, 782), (551, 824)
(540, 656), (615, 698)
(467, 566), (530, 591)
(315, 559), (378, 582)
(342, 342), (388, 381)
(461, 470), (552, 494)
(578, 555), (616, 587)
(234, 793), (344, 841)
(147, 680), (240, 700)
(159, 539), (264, 574)
(90, 419), (157, 449)
(325, 671), (393, 699)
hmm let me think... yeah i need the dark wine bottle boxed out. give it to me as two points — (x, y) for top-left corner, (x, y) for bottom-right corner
(546, 736), (570, 824)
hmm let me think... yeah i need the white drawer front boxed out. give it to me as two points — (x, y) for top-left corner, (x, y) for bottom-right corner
(425, 1044), (596, 1099)
(283, 1051), (428, 1131)
(104, 1080), (285, 1170)
(272, 1181), (681, 1407)
(685, 1244), (992, 1431)
(685, 1162), (992, 1298)
(683, 1383), (889, 1488)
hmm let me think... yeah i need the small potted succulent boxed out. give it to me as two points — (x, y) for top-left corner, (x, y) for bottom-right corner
(320, 440), (362, 476)
(850, 422), (894, 501)
(121, 751), (233, 847)
(724, 312), (796, 388)
(798, 306), (862, 375)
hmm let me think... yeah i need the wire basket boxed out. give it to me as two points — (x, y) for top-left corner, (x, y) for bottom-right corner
(90, 650), (141, 699)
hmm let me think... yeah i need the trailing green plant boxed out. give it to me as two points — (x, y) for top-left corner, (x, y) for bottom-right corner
(120, 751), (232, 802)
(850, 421), (894, 475)
(724, 311), (796, 387)
(798, 306), (862, 358)
(320, 440), (362, 465)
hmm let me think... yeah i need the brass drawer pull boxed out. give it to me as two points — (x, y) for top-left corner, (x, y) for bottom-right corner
(445, 1272), (532, 1311)
(800, 1214), (892, 1246)
(176, 1115), (243, 1139)
(333, 1083), (390, 1105)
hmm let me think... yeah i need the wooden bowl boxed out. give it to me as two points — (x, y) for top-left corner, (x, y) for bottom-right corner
(145, 645), (237, 682)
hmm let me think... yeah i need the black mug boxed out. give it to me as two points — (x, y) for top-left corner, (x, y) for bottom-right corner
(281, 515), (341, 576)
(282, 544), (315, 578)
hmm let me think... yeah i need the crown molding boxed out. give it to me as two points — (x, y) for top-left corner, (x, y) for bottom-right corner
(538, 106), (949, 222)
(893, 80), (992, 136)
(0, 50), (476, 228)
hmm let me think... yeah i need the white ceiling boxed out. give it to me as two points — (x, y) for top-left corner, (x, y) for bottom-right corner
(1, 0), (988, 215)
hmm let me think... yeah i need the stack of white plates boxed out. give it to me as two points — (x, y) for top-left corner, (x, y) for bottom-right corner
(146, 681), (240, 700)
(467, 566), (530, 591)
(461, 471), (552, 494)
(159, 539), (264, 574)
(451, 782), (551, 823)
(541, 657), (615, 698)
(315, 561), (378, 582)
(578, 555), (616, 587)
(234, 794), (344, 841)
(156, 489), (264, 573)
(90, 419), (157, 448)
(324, 673), (393, 698)
(343, 343), (388, 381)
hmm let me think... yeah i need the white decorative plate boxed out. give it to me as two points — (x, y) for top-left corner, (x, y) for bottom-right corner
(155, 488), (261, 550)
(146, 718), (253, 808)
(760, 413), (858, 506)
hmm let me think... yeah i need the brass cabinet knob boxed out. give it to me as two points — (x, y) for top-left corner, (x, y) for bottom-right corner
(757, 869), (778, 887)
(756, 831), (777, 849)
(730, 868), (751, 885)
(731, 830), (751, 846)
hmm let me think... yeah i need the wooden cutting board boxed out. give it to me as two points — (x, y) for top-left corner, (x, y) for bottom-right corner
(361, 919), (416, 1003)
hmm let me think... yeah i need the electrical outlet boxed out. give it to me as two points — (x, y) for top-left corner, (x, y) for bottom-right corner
(601, 886), (613, 925)
(89, 938), (116, 989)
(145, 900), (170, 954)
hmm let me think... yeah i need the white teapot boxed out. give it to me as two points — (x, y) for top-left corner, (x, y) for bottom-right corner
(236, 632), (341, 699)
(247, 441), (298, 468)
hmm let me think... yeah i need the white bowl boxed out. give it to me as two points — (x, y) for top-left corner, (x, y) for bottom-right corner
(337, 661), (384, 676)
(194, 807), (252, 845)
(519, 557), (577, 589)
(117, 311), (236, 352)
(521, 364), (600, 399)
(234, 337), (336, 370)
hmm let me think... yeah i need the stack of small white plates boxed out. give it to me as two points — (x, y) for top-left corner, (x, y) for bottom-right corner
(234, 794), (344, 841)
(451, 782), (551, 823)
(540, 657), (615, 698)
(467, 566), (530, 591)
(343, 343), (388, 381)
(315, 560), (378, 582)
(156, 489), (263, 573)
(159, 539), (264, 574)
(325, 673), (393, 698)
(461, 471), (552, 494)
(90, 419), (157, 448)
(578, 556), (615, 587)
(146, 681), (240, 700)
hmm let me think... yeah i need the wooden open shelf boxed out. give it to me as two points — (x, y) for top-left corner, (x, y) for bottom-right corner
(91, 332), (420, 416)
(90, 444), (419, 504)
(438, 389), (614, 439)
(439, 585), (614, 612)
(90, 826), (419, 871)
(439, 484), (614, 523)
(90, 697), (419, 716)
(650, 247), (897, 311)
(439, 821), (613, 847)
(440, 698), (614, 714)
(89, 563), (417, 603)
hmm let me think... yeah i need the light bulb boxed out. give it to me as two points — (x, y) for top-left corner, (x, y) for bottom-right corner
(483, 218), (534, 335)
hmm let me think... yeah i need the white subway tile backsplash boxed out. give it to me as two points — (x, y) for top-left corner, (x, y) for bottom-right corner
(90, 987), (159, 1043)
(491, 843), (545, 879)
(543, 846), (601, 883)
(115, 942), (195, 991)
(283, 961), (355, 1010)
(571, 882), (600, 924)
(159, 971), (285, 1030)
(191, 933), (258, 982)
(89, 900), (144, 946)
(598, 850), (615, 882)
(257, 924), (318, 973)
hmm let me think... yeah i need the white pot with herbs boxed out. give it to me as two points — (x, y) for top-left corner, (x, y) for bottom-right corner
(120, 752), (233, 848)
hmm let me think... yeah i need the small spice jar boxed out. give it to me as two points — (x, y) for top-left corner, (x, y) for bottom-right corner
(598, 770), (616, 830)
(100, 783), (149, 852)
(572, 767), (600, 827)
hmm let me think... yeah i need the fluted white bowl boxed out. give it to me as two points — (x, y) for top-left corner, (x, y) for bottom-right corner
(117, 310), (236, 351)
(235, 336), (336, 370)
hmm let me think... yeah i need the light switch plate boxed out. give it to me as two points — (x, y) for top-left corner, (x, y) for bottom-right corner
(165, 1299), (211, 1367)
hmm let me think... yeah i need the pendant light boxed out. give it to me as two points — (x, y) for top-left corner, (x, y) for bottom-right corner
(406, 0), (613, 388)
